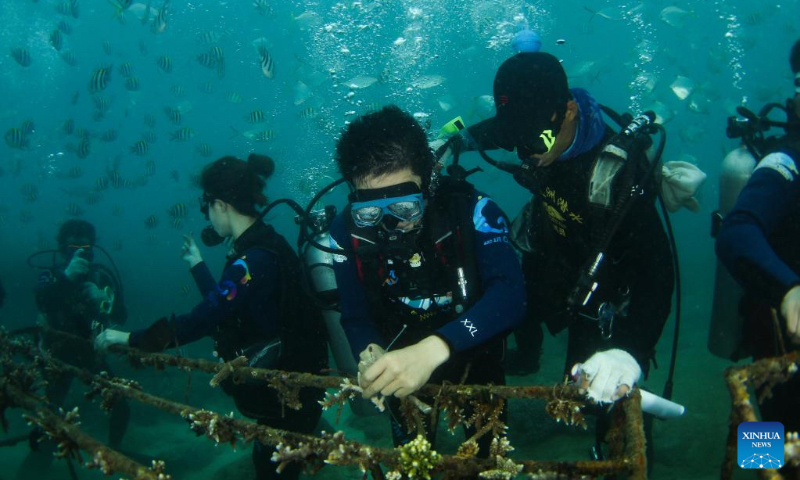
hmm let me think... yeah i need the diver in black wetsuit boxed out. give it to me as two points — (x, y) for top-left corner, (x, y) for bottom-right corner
(327, 105), (525, 453)
(20, 219), (130, 476)
(716, 40), (800, 452)
(95, 154), (327, 480)
(443, 52), (675, 406)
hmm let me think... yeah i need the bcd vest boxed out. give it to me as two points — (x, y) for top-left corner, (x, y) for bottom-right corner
(212, 224), (327, 375)
(346, 177), (482, 349)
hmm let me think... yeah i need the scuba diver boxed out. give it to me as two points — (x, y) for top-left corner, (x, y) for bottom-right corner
(714, 40), (800, 447)
(95, 154), (328, 480)
(327, 105), (525, 453)
(436, 52), (696, 460)
(20, 219), (129, 476)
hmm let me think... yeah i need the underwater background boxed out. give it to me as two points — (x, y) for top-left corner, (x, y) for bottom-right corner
(0, 0), (797, 478)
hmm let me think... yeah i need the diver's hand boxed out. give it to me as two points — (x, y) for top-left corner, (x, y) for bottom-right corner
(781, 285), (800, 345)
(82, 282), (107, 310)
(571, 349), (642, 404)
(94, 329), (130, 351)
(361, 336), (450, 399)
(181, 234), (203, 268)
(64, 249), (89, 281)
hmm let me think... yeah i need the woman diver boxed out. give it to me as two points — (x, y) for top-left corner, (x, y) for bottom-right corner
(95, 154), (328, 480)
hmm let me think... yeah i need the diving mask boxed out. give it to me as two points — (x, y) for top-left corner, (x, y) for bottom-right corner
(66, 244), (94, 262)
(349, 182), (425, 229)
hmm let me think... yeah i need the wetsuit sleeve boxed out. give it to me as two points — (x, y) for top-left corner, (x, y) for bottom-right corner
(716, 151), (800, 307)
(435, 196), (526, 352)
(328, 214), (385, 360)
(129, 249), (280, 349)
(190, 261), (218, 296)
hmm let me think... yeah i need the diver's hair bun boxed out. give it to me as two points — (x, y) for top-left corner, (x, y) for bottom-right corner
(791, 39), (800, 74)
(247, 153), (275, 179)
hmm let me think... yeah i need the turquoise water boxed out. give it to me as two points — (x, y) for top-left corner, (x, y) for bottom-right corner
(1, 0), (797, 478)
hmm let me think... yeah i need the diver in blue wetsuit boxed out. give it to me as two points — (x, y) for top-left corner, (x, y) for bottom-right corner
(95, 154), (327, 480)
(328, 105), (525, 454)
(715, 40), (800, 437)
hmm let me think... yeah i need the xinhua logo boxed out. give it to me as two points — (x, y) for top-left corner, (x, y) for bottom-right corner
(738, 422), (784, 469)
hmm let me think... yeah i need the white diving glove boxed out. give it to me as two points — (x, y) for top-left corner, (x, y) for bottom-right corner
(571, 349), (642, 404)
(660, 161), (707, 213)
(94, 329), (130, 351)
(64, 249), (90, 281)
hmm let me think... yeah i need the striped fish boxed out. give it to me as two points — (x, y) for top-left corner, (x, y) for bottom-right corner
(156, 55), (172, 73)
(246, 110), (265, 124)
(196, 52), (216, 68)
(172, 218), (183, 229)
(95, 176), (109, 190)
(299, 106), (318, 119)
(65, 166), (83, 179)
(93, 96), (110, 114)
(151, 0), (168, 33)
(61, 51), (77, 66)
(164, 107), (181, 125)
(21, 183), (38, 202)
(103, 40), (112, 55)
(145, 160), (156, 176)
(168, 202), (187, 218)
(109, 171), (122, 188)
(141, 131), (158, 143)
(125, 77), (140, 91)
(170, 85), (187, 97)
(144, 114), (156, 128)
(199, 81), (214, 94)
(5, 128), (28, 149)
(226, 91), (242, 104)
(100, 129), (118, 142)
(169, 128), (194, 141)
(88, 66), (112, 93)
(258, 45), (274, 79)
(76, 138), (91, 158)
(198, 31), (222, 45)
(50, 30), (63, 51)
(195, 143), (212, 157)
(20, 120), (35, 135)
(144, 215), (159, 228)
(118, 62), (133, 77)
(62, 119), (75, 135)
(66, 203), (84, 217)
(58, 20), (73, 34)
(244, 130), (274, 142)
(11, 48), (31, 67)
(130, 140), (148, 156)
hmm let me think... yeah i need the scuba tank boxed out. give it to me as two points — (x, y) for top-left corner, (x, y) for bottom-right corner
(296, 186), (380, 417)
(299, 207), (359, 384)
(708, 102), (797, 360)
(708, 147), (756, 360)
